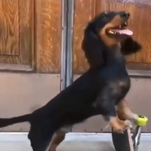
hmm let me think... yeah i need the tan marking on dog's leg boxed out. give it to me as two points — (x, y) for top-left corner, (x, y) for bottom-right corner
(48, 131), (66, 151)
(117, 99), (138, 121)
(110, 115), (130, 133)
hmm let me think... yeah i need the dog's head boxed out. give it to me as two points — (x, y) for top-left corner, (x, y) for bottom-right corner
(82, 11), (141, 68)
(97, 11), (132, 46)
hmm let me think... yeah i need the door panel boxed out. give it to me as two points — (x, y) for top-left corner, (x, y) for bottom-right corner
(72, 0), (151, 132)
(0, 0), (34, 71)
(73, 0), (97, 74)
(96, 0), (151, 65)
(0, 0), (19, 55)
(73, 0), (151, 73)
(0, 0), (62, 132)
(35, 0), (61, 73)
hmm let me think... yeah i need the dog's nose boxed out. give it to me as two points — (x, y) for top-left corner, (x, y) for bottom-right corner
(120, 12), (130, 18)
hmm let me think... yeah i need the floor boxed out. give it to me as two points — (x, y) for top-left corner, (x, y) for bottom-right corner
(58, 141), (151, 151)
(0, 133), (150, 151)
(0, 140), (151, 151)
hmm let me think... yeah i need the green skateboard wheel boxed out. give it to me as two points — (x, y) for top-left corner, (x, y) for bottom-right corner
(136, 116), (148, 127)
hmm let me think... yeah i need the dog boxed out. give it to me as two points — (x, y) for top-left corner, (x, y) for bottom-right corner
(81, 11), (141, 122)
(0, 11), (141, 151)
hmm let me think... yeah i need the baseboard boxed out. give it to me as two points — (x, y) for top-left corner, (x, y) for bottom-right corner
(0, 132), (150, 142)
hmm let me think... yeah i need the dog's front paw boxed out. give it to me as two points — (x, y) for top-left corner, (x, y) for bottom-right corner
(110, 117), (131, 133)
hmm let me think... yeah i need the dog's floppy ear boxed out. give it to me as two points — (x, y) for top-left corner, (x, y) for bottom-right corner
(121, 37), (142, 55)
(82, 29), (104, 68)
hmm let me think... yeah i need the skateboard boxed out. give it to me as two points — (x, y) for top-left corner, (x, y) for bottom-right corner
(112, 116), (148, 151)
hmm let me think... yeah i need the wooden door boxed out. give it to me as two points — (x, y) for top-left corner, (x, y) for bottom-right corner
(96, 0), (151, 70)
(0, 0), (61, 73)
(73, 0), (151, 73)
(72, 0), (151, 132)
(0, 0), (62, 132)
(35, 0), (61, 73)
(0, 0), (34, 71)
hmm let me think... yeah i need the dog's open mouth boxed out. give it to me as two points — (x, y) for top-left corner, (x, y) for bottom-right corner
(107, 22), (133, 39)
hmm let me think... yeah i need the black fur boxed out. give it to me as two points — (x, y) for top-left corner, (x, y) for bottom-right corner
(0, 11), (141, 151)
(121, 37), (142, 55)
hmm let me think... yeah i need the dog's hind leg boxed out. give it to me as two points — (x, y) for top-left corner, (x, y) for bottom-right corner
(48, 130), (67, 151)
(48, 126), (71, 151)
(117, 99), (138, 121)
(28, 119), (54, 151)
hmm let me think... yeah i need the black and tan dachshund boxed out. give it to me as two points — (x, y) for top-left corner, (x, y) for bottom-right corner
(0, 11), (141, 151)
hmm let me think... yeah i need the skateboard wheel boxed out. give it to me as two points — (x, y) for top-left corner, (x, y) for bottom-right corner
(136, 116), (148, 127)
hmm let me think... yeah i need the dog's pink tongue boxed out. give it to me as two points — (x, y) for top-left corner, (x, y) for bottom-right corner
(115, 29), (133, 35)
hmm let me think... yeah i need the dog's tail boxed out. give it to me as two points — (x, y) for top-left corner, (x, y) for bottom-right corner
(0, 114), (32, 128)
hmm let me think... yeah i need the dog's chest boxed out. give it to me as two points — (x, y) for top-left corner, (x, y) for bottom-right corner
(110, 78), (131, 96)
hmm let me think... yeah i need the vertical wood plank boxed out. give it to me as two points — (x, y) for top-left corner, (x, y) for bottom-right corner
(19, 0), (34, 66)
(0, 0), (19, 55)
(36, 0), (61, 73)
(0, 0), (34, 71)
(73, 0), (97, 74)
